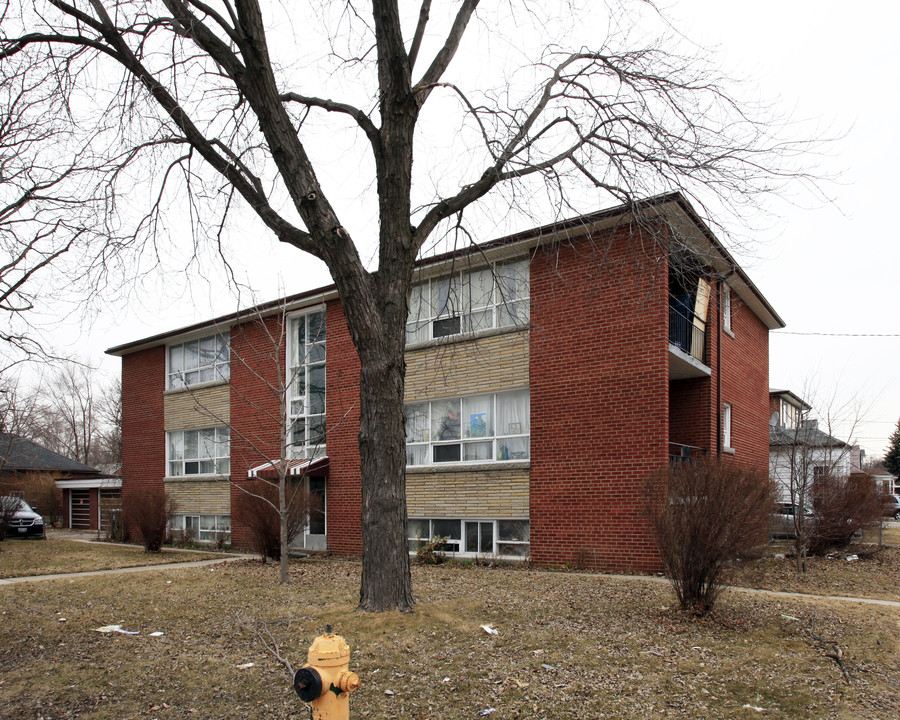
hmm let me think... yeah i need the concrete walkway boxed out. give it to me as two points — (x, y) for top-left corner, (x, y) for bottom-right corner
(0, 555), (252, 585)
(1, 530), (255, 586)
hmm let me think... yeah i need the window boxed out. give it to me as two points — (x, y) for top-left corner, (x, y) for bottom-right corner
(168, 427), (230, 476)
(177, 514), (231, 543)
(405, 390), (530, 466)
(408, 518), (530, 557)
(722, 285), (732, 335)
(288, 310), (326, 459)
(722, 403), (733, 451)
(168, 333), (230, 389)
(406, 259), (529, 343)
(780, 399), (799, 429)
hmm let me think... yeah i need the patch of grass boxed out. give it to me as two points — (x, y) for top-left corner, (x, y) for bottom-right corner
(0, 539), (229, 578)
(0, 558), (897, 720)
(731, 546), (900, 601)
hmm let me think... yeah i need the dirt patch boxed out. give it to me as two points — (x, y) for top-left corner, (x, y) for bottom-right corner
(0, 558), (897, 719)
(730, 545), (900, 602)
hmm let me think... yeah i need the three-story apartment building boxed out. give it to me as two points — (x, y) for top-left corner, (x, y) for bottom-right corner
(108, 193), (783, 571)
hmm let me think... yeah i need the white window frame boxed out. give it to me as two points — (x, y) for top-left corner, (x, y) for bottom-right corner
(407, 518), (530, 558)
(780, 399), (799, 429)
(167, 333), (230, 389)
(405, 390), (530, 467)
(287, 308), (327, 459)
(406, 259), (529, 344)
(177, 513), (231, 543)
(722, 285), (733, 336)
(723, 403), (733, 452)
(167, 426), (230, 477)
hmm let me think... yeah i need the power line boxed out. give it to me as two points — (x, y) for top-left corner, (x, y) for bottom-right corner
(773, 330), (900, 337)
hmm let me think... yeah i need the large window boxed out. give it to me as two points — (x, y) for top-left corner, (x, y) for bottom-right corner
(288, 310), (326, 459)
(405, 390), (529, 466)
(168, 333), (230, 389)
(168, 427), (230, 476)
(408, 518), (530, 557)
(723, 285), (733, 335)
(176, 514), (231, 544)
(406, 259), (529, 344)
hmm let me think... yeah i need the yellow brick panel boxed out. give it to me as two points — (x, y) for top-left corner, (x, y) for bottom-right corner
(164, 384), (230, 430)
(164, 478), (231, 514)
(407, 468), (529, 518)
(404, 330), (529, 401)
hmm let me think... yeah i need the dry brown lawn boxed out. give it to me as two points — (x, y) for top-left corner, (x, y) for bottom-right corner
(1, 545), (898, 720)
(0, 538), (232, 578)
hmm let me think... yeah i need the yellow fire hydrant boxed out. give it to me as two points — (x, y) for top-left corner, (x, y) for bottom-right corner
(293, 625), (360, 720)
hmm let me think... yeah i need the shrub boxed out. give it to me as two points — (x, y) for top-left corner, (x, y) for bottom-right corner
(646, 457), (774, 616)
(807, 473), (883, 556)
(242, 481), (309, 562)
(415, 536), (448, 565)
(0, 495), (20, 543)
(125, 486), (175, 552)
(106, 508), (127, 542)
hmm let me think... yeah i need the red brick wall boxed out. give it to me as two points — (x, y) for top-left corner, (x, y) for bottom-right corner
(120, 347), (166, 539)
(669, 377), (713, 451)
(228, 315), (285, 549)
(323, 299), (362, 555)
(225, 302), (363, 554)
(668, 279), (771, 471)
(529, 228), (670, 572)
(720, 287), (770, 473)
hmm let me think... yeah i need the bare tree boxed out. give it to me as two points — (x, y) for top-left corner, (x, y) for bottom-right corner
(2, 362), (120, 469)
(171, 304), (333, 584)
(95, 375), (122, 470)
(770, 389), (866, 571)
(0, 51), (111, 370)
(0, 1), (811, 611)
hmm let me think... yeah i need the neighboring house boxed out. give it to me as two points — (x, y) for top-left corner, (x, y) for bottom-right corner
(768, 390), (862, 502)
(108, 193), (782, 571)
(0, 433), (120, 529)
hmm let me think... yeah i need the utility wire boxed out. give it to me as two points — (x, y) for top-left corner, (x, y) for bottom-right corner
(773, 331), (900, 337)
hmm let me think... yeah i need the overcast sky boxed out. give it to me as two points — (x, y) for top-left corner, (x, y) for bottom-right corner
(39, 0), (899, 458)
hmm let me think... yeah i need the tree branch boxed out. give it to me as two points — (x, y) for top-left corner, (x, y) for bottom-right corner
(413, 0), (479, 107)
(407, 0), (431, 72)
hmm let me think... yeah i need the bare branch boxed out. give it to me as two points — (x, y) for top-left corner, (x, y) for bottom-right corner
(413, 0), (479, 106)
(407, 0), (431, 72)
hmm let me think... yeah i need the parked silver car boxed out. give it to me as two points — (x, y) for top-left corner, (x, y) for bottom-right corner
(770, 502), (815, 539)
(884, 494), (900, 521)
(0, 496), (46, 539)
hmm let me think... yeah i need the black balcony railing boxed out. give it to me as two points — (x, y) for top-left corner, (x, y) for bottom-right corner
(669, 443), (707, 464)
(668, 306), (706, 364)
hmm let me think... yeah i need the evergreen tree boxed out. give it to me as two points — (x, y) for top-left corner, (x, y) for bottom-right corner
(885, 419), (900, 476)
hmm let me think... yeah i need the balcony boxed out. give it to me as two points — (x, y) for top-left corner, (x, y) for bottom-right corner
(668, 305), (710, 380)
(669, 443), (707, 464)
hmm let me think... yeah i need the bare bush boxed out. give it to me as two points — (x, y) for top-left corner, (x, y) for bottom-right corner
(242, 482), (309, 563)
(22, 473), (62, 526)
(0, 494), (20, 542)
(807, 473), (884, 556)
(125, 486), (175, 553)
(647, 458), (775, 616)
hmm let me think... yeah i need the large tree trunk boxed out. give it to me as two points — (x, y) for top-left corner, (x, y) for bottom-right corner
(356, 334), (414, 612)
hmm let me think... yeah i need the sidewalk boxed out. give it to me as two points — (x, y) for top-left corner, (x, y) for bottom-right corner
(3, 548), (898, 608)
(0, 554), (252, 585)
